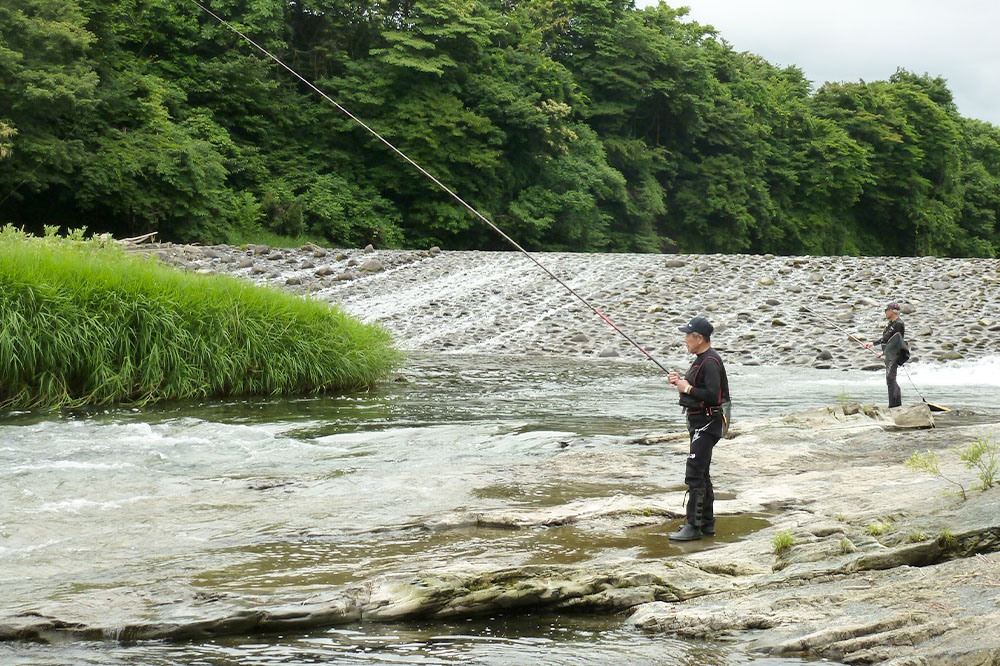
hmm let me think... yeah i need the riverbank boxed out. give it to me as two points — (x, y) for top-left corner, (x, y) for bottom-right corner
(3, 394), (998, 664)
(143, 242), (1000, 371)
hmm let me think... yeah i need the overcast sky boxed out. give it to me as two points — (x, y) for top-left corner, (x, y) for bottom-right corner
(641, 0), (999, 125)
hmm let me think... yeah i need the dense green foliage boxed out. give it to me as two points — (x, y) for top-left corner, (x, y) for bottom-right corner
(0, 227), (401, 408)
(1, 0), (999, 256)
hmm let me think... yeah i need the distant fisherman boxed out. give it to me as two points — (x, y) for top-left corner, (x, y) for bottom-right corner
(668, 317), (730, 542)
(864, 303), (907, 408)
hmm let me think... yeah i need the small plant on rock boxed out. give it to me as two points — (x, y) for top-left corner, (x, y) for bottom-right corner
(959, 433), (999, 491)
(772, 530), (795, 556)
(937, 530), (958, 550)
(906, 450), (967, 501)
(907, 528), (928, 543)
(839, 538), (856, 554)
(865, 520), (892, 537)
(837, 388), (852, 407)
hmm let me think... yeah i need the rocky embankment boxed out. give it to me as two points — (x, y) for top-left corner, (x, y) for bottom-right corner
(5, 403), (999, 665)
(140, 242), (1000, 370)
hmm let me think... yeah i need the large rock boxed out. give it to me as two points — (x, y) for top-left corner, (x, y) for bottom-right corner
(888, 403), (934, 429)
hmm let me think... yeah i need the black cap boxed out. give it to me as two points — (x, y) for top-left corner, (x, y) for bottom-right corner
(885, 302), (901, 311)
(679, 316), (713, 338)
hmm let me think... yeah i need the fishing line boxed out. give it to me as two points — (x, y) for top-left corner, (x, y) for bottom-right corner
(188, 0), (671, 375)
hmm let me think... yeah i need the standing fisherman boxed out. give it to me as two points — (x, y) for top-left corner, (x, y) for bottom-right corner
(668, 317), (730, 542)
(864, 303), (906, 408)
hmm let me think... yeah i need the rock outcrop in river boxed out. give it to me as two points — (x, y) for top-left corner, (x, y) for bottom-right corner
(6, 401), (999, 665)
(140, 242), (1000, 370)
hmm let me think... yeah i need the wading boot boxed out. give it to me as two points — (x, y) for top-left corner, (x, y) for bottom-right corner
(702, 485), (715, 536)
(669, 488), (705, 541)
(669, 522), (702, 541)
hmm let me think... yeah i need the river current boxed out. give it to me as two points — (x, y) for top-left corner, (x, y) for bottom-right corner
(2, 354), (999, 665)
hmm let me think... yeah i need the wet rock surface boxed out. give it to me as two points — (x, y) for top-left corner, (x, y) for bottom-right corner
(5, 404), (999, 665)
(134, 243), (1000, 370)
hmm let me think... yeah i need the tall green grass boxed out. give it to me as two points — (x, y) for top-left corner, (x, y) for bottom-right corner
(0, 226), (402, 409)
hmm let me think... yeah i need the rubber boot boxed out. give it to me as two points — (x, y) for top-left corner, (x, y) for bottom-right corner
(702, 485), (715, 536)
(669, 523), (702, 541)
(669, 489), (704, 541)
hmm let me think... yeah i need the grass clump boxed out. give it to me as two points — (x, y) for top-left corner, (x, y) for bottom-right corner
(0, 226), (402, 408)
(865, 520), (892, 537)
(937, 530), (958, 550)
(772, 530), (795, 556)
(907, 528), (928, 543)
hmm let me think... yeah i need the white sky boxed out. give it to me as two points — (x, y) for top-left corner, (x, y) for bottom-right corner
(640, 0), (999, 125)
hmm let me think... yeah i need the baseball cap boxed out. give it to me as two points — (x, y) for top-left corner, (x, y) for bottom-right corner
(679, 316), (714, 338)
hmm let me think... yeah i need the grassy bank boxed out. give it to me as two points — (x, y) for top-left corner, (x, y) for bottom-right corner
(0, 227), (402, 409)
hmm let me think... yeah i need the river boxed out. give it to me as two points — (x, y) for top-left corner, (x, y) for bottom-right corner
(3, 354), (999, 665)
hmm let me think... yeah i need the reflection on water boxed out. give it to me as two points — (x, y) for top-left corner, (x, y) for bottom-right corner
(3, 353), (997, 665)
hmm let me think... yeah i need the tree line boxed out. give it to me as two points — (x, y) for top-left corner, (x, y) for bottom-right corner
(2, 0), (999, 256)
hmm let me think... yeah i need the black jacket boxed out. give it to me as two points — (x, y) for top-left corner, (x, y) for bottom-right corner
(875, 318), (905, 346)
(679, 348), (730, 410)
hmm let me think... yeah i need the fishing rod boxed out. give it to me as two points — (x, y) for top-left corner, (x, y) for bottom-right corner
(188, 0), (671, 376)
(800, 305), (944, 410)
(800, 306), (881, 358)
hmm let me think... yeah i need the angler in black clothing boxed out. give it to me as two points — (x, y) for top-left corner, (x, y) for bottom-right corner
(668, 316), (730, 542)
(865, 303), (905, 408)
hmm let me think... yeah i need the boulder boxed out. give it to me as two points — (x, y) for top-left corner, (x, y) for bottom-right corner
(888, 403), (934, 429)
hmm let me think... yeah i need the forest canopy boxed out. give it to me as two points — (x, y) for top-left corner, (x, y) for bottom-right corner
(1, 0), (998, 257)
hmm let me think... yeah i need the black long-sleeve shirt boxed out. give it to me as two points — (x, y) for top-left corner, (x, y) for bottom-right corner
(875, 318), (905, 346)
(679, 348), (730, 410)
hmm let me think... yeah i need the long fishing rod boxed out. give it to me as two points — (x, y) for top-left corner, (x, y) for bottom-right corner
(801, 305), (939, 409)
(189, 0), (671, 376)
(800, 306), (881, 357)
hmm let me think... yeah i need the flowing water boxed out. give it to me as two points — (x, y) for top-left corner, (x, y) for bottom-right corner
(2, 353), (999, 665)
